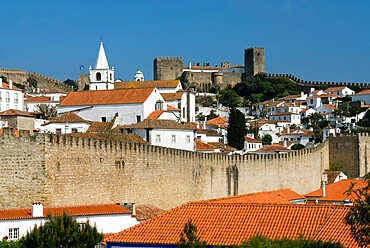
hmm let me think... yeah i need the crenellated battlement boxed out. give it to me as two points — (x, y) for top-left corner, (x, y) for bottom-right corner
(155, 56), (183, 61)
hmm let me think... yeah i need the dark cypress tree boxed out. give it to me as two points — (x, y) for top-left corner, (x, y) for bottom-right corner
(177, 220), (207, 248)
(227, 108), (246, 150)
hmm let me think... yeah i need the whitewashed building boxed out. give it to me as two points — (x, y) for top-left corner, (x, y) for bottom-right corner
(40, 112), (92, 134)
(0, 79), (24, 112)
(89, 42), (115, 91)
(24, 96), (59, 112)
(307, 94), (339, 110)
(280, 128), (315, 146)
(243, 136), (263, 152)
(27, 89), (67, 101)
(324, 86), (354, 97)
(58, 88), (166, 125)
(0, 203), (139, 241)
(268, 112), (301, 125)
(352, 89), (370, 104)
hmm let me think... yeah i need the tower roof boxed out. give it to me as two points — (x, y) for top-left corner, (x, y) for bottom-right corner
(94, 42), (109, 69)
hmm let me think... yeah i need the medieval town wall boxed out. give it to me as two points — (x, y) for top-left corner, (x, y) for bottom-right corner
(153, 57), (183, 81)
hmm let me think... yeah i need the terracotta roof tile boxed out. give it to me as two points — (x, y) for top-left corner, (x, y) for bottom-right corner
(270, 112), (299, 116)
(106, 202), (358, 247)
(244, 136), (262, 143)
(161, 93), (183, 101)
(42, 112), (91, 126)
(206, 116), (228, 124)
(196, 129), (223, 136)
(323, 104), (338, 110)
(64, 133), (148, 144)
(280, 129), (315, 137)
(167, 105), (180, 111)
(308, 94), (340, 99)
(305, 179), (367, 202)
(323, 170), (343, 185)
(354, 89), (370, 96)
(324, 87), (347, 92)
(86, 122), (112, 132)
(60, 88), (155, 106)
(199, 189), (305, 204)
(115, 80), (180, 89)
(196, 139), (215, 151)
(0, 109), (34, 117)
(207, 142), (236, 152)
(0, 203), (131, 220)
(258, 100), (283, 106)
(130, 119), (195, 130)
(0, 82), (22, 91)
(146, 110), (166, 119)
(24, 96), (52, 102)
(254, 145), (290, 153)
(135, 205), (165, 222)
(279, 94), (300, 101)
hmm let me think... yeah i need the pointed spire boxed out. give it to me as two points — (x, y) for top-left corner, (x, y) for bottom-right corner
(95, 42), (109, 69)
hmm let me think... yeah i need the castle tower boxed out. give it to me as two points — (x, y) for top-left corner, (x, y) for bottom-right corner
(134, 69), (144, 81)
(89, 42), (115, 90)
(244, 47), (265, 77)
(153, 56), (183, 80)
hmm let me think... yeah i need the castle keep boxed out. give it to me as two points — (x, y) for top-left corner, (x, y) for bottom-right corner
(1, 128), (368, 210)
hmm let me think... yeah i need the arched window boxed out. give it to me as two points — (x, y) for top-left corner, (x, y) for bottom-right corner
(110, 73), (112, 81)
(96, 72), (101, 81)
(155, 100), (163, 110)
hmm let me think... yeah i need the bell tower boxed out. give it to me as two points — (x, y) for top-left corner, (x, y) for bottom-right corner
(89, 42), (115, 90)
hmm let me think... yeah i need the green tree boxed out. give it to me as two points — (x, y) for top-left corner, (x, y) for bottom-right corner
(19, 212), (103, 248)
(344, 175), (370, 247)
(218, 89), (240, 107)
(291, 144), (305, 150)
(227, 108), (246, 150)
(26, 77), (38, 88)
(63, 79), (78, 90)
(262, 134), (272, 145)
(0, 240), (20, 248)
(177, 220), (206, 248)
(36, 104), (57, 120)
(308, 112), (323, 126)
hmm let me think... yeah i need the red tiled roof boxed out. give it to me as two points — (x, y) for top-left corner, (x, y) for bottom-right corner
(196, 139), (215, 151)
(199, 189), (304, 204)
(300, 108), (312, 113)
(130, 119), (195, 130)
(324, 87), (347, 92)
(146, 110), (165, 119)
(167, 105), (180, 111)
(270, 112), (299, 116)
(305, 179), (367, 202)
(280, 129), (315, 137)
(244, 136), (262, 143)
(279, 94), (300, 101)
(254, 145), (290, 153)
(29, 89), (67, 94)
(86, 122), (111, 132)
(206, 116), (228, 124)
(207, 142), (236, 152)
(323, 170), (344, 185)
(0, 109), (34, 117)
(354, 89), (370, 96)
(258, 100), (283, 106)
(0, 82), (22, 91)
(0, 203), (131, 220)
(24, 96), (52, 102)
(65, 133), (148, 144)
(60, 88), (155, 106)
(161, 93), (183, 101)
(106, 202), (358, 247)
(196, 129), (223, 137)
(115, 80), (180, 89)
(310, 90), (322, 93)
(42, 112), (92, 125)
(135, 205), (165, 222)
(308, 94), (340, 99)
(323, 104), (338, 110)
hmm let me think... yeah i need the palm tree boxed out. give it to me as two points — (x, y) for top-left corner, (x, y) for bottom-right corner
(308, 112), (323, 126)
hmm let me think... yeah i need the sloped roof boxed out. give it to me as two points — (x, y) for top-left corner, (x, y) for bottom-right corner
(354, 89), (370, 96)
(0, 109), (34, 117)
(24, 96), (52, 102)
(196, 129), (223, 137)
(95, 42), (109, 69)
(0, 203), (130, 220)
(254, 145), (290, 153)
(161, 93), (183, 101)
(196, 139), (216, 151)
(258, 100), (283, 106)
(135, 205), (165, 222)
(106, 202), (358, 247)
(167, 105), (180, 111)
(0, 82), (22, 91)
(305, 179), (368, 201)
(115, 80), (180, 89)
(308, 94), (340, 99)
(207, 142), (236, 152)
(280, 129), (315, 137)
(60, 88), (155, 106)
(279, 94), (300, 101)
(300, 108), (313, 113)
(130, 119), (195, 130)
(324, 87), (347, 92)
(42, 112), (92, 126)
(29, 89), (67, 94)
(86, 122), (112, 132)
(146, 110), (166, 119)
(323, 104), (338, 110)
(270, 112), (299, 116)
(323, 170), (344, 185)
(206, 116), (228, 124)
(244, 136), (262, 143)
(64, 133), (148, 144)
(199, 189), (304, 204)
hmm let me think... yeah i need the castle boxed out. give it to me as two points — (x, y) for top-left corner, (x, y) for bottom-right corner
(0, 127), (368, 210)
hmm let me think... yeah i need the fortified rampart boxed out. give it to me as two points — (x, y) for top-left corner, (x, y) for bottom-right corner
(0, 129), (334, 210)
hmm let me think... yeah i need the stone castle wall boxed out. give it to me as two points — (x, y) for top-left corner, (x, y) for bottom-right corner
(0, 131), (333, 210)
(0, 69), (28, 86)
(153, 57), (183, 81)
(183, 71), (242, 91)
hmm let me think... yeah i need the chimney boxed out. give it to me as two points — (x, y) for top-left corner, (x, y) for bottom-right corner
(283, 138), (287, 147)
(132, 203), (136, 216)
(32, 202), (44, 217)
(203, 117), (207, 130)
(287, 127), (290, 134)
(9, 80), (13, 89)
(310, 87), (315, 93)
(188, 61), (192, 69)
(322, 181), (326, 197)
(37, 88), (40, 93)
(300, 91), (304, 97)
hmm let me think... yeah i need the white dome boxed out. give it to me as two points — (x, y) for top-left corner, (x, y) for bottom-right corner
(134, 69), (144, 81)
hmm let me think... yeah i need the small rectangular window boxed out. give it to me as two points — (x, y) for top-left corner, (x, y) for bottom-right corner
(182, 108), (186, 118)
(56, 129), (62, 134)
(171, 135), (176, 143)
(6, 92), (10, 103)
(101, 117), (107, 122)
(14, 93), (18, 103)
(72, 128), (78, 133)
(136, 115), (141, 123)
(8, 228), (19, 240)
(186, 135), (190, 143)
(156, 134), (161, 143)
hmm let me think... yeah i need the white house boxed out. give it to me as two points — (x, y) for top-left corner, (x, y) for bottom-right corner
(352, 89), (370, 104)
(89, 42), (115, 91)
(256, 100), (283, 116)
(268, 112), (301, 125)
(0, 79), (24, 112)
(324, 86), (354, 97)
(0, 203), (139, 241)
(58, 88), (166, 125)
(243, 136), (263, 152)
(323, 125), (337, 141)
(276, 103), (302, 114)
(24, 96), (59, 112)
(40, 112), (92, 134)
(307, 94), (340, 110)
(280, 128), (315, 146)
(128, 119), (196, 151)
(279, 92), (307, 104)
(161, 91), (196, 122)
(196, 129), (224, 143)
(146, 110), (179, 121)
(316, 103), (338, 114)
(300, 108), (316, 119)
(308, 89), (324, 97)
(27, 88), (67, 101)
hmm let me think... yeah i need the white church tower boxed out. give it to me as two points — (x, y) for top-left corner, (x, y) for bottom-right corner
(134, 69), (144, 81)
(89, 42), (114, 90)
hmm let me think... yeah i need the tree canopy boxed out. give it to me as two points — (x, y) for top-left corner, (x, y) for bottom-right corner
(177, 220), (206, 248)
(227, 108), (246, 150)
(19, 212), (103, 248)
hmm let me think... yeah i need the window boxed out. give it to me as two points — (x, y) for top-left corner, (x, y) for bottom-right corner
(96, 72), (101, 81)
(14, 93), (18, 103)
(56, 129), (62, 134)
(136, 115), (141, 123)
(155, 100), (163, 110)
(183, 108), (186, 118)
(156, 134), (161, 143)
(171, 135), (176, 143)
(0, 92), (2, 101)
(110, 73), (112, 81)
(101, 117), (107, 122)
(8, 228), (19, 240)
(72, 128), (78, 133)
(186, 135), (190, 143)
(6, 92), (10, 103)
(310, 99), (313, 104)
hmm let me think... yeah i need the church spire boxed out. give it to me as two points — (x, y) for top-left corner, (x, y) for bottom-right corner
(94, 42), (109, 69)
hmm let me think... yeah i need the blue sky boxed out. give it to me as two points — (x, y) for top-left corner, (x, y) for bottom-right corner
(1, 0), (369, 83)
